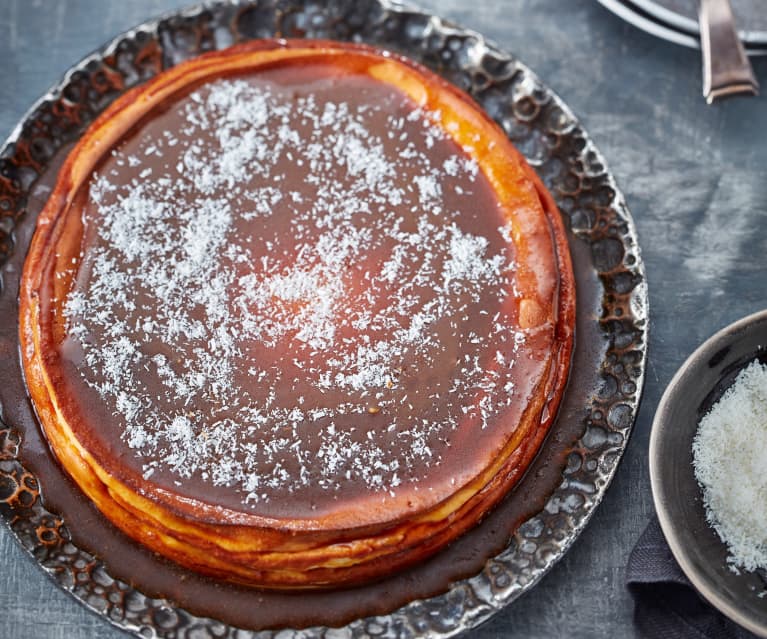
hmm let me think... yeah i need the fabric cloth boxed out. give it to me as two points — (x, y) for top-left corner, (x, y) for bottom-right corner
(626, 516), (757, 639)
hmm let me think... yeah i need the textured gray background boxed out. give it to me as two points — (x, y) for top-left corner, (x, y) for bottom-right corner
(1, 0), (766, 637)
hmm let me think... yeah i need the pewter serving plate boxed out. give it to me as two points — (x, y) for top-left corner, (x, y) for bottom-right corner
(651, 310), (767, 638)
(0, 1), (647, 637)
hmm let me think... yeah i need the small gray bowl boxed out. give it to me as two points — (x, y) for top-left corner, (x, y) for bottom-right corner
(650, 309), (767, 637)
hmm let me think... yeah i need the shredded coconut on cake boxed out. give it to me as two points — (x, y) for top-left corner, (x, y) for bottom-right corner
(692, 360), (767, 573)
(63, 75), (528, 506)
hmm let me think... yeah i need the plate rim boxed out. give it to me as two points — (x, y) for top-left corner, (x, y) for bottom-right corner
(596, 0), (767, 54)
(631, 0), (767, 44)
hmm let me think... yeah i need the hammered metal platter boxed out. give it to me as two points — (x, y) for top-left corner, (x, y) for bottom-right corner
(0, 1), (648, 637)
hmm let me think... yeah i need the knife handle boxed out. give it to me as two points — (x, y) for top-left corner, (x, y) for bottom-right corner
(699, 0), (759, 103)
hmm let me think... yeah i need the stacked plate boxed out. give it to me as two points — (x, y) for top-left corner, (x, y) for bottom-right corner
(598, 0), (767, 54)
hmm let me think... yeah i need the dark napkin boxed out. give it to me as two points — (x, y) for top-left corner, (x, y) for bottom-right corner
(627, 516), (757, 639)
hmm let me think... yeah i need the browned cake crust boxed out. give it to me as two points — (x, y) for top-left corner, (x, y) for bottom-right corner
(19, 39), (575, 589)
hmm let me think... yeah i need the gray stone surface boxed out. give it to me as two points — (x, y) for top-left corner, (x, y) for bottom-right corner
(1, 0), (765, 637)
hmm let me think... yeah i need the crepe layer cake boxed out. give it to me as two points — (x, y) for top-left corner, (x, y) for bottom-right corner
(19, 40), (575, 589)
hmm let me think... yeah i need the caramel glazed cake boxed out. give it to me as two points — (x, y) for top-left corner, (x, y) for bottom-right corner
(20, 40), (575, 589)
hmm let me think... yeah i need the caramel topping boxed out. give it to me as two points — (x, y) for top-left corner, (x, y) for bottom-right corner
(57, 64), (538, 516)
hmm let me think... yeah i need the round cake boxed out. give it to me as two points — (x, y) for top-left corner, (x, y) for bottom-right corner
(19, 40), (575, 589)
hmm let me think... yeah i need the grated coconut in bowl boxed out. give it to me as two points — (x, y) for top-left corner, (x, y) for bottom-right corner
(693, 360), (767, 573)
